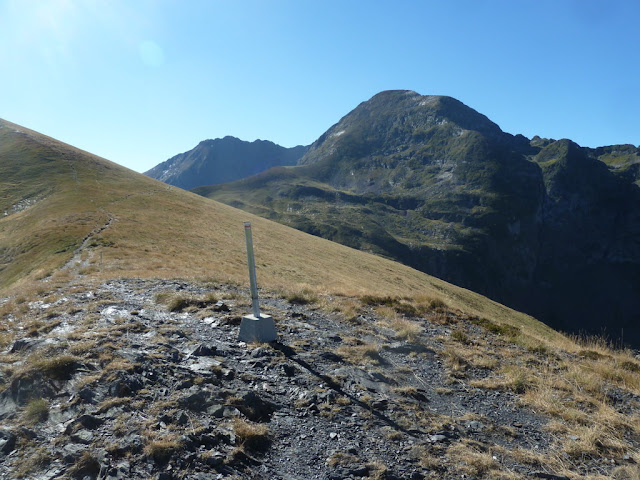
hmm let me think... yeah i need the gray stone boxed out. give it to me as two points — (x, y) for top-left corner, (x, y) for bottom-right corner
(251, 347), (268, 358)
(203, 450), (225, 467)
(466, 420), (485, 432)
(282, 364), (297, 377)
(179, 387), (212, 412)
(71, 430), (94, 444)
(0, 429), (16, 455)
(206, 404), (225, 418)
(176, 410), (190, 425)
(9, 338), (42, 353)
(61, 443), (88, 464)
(191, 344), (216, 357)
(237, 390), (277, 421)
(349, 464), (370, 477)
(533, 473), (571, 480)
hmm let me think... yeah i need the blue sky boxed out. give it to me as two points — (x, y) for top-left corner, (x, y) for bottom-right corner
(1, 0), (638, 173)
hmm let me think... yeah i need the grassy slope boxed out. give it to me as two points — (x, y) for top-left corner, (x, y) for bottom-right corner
(0, 118), (556, 343)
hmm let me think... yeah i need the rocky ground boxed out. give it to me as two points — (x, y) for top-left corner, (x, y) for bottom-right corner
(0, 278), (638, 479)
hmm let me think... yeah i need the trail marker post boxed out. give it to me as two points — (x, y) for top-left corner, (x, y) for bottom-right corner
(238, 222), (277, 343)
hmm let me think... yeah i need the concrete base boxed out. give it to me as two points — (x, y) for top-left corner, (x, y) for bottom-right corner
(238, 314), (277, 343)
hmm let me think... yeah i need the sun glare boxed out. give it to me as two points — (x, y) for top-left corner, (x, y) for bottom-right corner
(138, 40), (165, 68)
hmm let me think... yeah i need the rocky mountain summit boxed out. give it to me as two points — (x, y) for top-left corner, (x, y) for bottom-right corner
(145, 136), (308, 190)
(197, 90), (640, 347)
(1, 277), (640, 479)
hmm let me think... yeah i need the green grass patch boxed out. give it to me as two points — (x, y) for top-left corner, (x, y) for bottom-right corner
(471, 317), (520, 337)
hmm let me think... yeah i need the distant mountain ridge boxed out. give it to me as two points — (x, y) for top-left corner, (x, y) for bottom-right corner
(145, 136), (308, 190)
(197, 90), (640, 346)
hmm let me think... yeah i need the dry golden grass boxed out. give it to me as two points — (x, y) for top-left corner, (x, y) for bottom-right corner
(447, 441), (503, 478)
(0, 118), (556, 350)
(22, 398), (49, 425)
(232, 418), (270, 452)
(337, 343), (384, 366)
(143, 434), (183, 463)
(12, 446), (52, 478)
(441, 342), (499, 371)
(374, 308), (423, 342)
(13, 354), (81, 381)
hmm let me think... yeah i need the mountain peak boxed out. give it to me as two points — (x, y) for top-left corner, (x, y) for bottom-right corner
(300, 90), (504, 167)
(360, 90), (499, 129)
(145, 136), (308, 190)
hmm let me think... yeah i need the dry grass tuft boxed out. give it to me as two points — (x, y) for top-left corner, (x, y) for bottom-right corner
(338, 343), (384, 366)
(284, 288), (318, 305)
(448, 442), (500, 477)
(13, 447), (52, 478)
(30, 354), (80, 380)
(68, 451), (101, 478)
(144, 435), (183, 463)
(232, 418), (271, 452)
(23, 398), (49, 425)
(451, 328), (471, 345)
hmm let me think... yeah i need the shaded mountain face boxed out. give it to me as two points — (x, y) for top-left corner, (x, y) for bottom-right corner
(198, 90), (640, 346)
(145, 136), (308, 190)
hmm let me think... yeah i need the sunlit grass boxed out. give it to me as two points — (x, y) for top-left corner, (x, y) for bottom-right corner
(0, 118), (552, 347)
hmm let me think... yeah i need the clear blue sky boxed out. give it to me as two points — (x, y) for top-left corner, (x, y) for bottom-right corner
(1, 0), (638, 173)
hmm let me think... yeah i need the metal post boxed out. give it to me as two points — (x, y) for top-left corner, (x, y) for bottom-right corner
(244, 222), (260, 318)
(238, 222), (277, 343)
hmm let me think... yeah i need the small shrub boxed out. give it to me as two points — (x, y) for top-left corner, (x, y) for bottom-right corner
(158, 292), (220, 312)
(443, 348), (468, 377)
(509, 371), (536, 394)
(154, 292), (172, 304)
(390, 318), (422, 341)
(431, 312), (457, 325)
(426, 297), (448, 311)
(360, 295), (398, 307)
(337, 344), (384, 365)
(527, 343), (549, 355)
(327, 451), (360, 467)
(579, 350), (605, 361)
